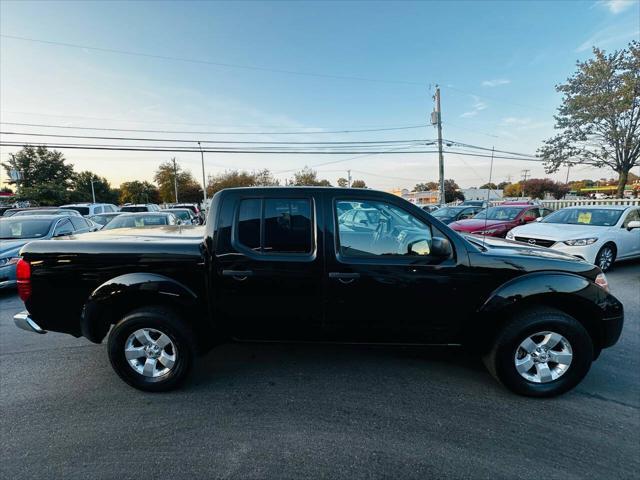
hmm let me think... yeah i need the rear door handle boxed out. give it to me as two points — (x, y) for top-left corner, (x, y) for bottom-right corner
(329, 272), (360, 284)
(222, 270), (254, 280)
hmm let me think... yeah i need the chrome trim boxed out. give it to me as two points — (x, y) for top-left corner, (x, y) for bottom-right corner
(13, 311), (47, 334)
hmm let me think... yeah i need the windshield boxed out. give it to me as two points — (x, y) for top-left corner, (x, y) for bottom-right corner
(13, 210), (66, 216)
(61, 206), (89, 215)
(432, 207), (463, 218)
(542, 208), (623, 226)
(473, 207), (522, 221)
(168, 210), (191, 220)
(90, 214), (118, 226)
(103, 214), (170, 229)
(0, 218), (54, 239)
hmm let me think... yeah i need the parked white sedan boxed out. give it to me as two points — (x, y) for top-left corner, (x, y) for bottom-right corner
(506, 205), (640, 271)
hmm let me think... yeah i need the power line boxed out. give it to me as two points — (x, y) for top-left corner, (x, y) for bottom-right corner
(0, 121), (430, 136)
(0, 131), (432, 146)
(1, 34), (426, 86)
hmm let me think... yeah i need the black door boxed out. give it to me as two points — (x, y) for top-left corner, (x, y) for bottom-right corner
(214, 192), (324, 340)
(323, 195), (471, 344)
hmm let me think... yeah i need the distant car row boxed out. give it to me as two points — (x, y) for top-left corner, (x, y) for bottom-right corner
(355, 200), (639, 272)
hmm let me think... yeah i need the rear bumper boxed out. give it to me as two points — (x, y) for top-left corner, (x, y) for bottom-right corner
(14, 311), (47, 334)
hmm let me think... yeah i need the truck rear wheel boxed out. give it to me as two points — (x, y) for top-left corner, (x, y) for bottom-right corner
(108, 306), (195, 392)
(483, 307), (594, 397)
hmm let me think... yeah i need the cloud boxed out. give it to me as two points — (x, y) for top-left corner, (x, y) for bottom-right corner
(481, 79), (511, 87)
(596, 0), (636, 14)
(460, 95), (488, 118)
(500, 117), (550, 131)
(576, 26), (640, 52)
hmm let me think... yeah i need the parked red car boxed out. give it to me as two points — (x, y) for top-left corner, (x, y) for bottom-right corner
(448, 204), (552, 237)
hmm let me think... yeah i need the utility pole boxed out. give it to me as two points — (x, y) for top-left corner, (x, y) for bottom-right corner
(520, 169), (530, 198)
(347, 169), (352, 187)
(432, 86), (445, 205)
(565, 163), (571, 184)
(172, 157), (179, 203)
(198, 142), (207, 210)
(90, 176), (96, 203)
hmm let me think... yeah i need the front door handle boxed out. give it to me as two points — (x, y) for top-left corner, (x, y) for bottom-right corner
(329, 272), (360, 284)
(222, 269), (254, 281)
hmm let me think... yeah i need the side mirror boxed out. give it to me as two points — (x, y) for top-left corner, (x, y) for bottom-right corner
(407, 239), (431, 256)
(536, 217), (543, 222)
(627, 220), (640, 230)
(523, 216), (535, 223)
(54, 230), (73, 237)
(431, 236), (453, 257)
(359, 219), (368, 225)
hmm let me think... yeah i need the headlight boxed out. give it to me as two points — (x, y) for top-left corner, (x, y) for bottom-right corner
(563, 238), (598, 246)
(595, 273), (609, 293)
(506, 231), (515, 240)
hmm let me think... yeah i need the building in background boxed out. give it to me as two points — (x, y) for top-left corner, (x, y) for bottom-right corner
(460, 188), (503, 202)
(390, 188), (439, 206)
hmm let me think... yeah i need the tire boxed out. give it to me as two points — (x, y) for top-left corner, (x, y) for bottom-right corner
(108, 306), (195, 392)
(483, 307), (593, 397)
(595, 243), (616, 272)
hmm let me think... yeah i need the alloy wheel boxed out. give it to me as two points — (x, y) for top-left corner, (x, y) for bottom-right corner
(514, 331), (573, 383)
(124, 328), (177, 378)
(598, 247), (614, 271)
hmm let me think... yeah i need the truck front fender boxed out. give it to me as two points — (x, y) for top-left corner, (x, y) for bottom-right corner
(477, 271), (622, 352)
(81, 273), (200, 343)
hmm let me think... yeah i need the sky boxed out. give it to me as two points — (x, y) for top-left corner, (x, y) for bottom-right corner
(1, 0), (639, 192)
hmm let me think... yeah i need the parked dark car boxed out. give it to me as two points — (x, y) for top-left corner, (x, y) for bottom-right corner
(1, 215), (97, 289)
(119, 204), (161, 213)
(449, 205), (553, 238)
(162, 208), (199, 225)
(430, 205), (484, 224)
(88, 212), (123, 227)
(102, 212), (177, 230)
(460, 200), (489, 208)
(13, 188), (623, 397)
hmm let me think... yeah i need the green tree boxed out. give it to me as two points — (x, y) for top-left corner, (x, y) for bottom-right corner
(414, 181), (438, 192)
(497, 181), (511, 190)
(70, 171), (118, 204)
(538, 41), (640, 197)
(119, 181), (160, 204)
(337, 177), (349, 187)
(290, 167), (331, 186)
(2, 146), (75, 204)
(206, 169), (279, 196)
(153, 160), (203, 203)
(351, 179), (367, 188)
(444, 179), (464, 203)
(479, 182), (498, 189)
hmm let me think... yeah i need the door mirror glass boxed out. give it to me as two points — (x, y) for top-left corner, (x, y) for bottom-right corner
(536, 217), (543, 222)
(407, 239), (431, 256)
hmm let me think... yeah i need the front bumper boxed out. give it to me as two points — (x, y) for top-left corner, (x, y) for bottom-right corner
(547, 242), (599, 264)
(601, 314), (624, 348)
(14, 311), (47, 334)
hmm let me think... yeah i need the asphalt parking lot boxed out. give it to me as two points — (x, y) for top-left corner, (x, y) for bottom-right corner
(1, 262), (638, 480)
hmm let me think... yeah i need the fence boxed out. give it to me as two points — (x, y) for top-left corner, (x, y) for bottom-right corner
(540, 198), (640, 209)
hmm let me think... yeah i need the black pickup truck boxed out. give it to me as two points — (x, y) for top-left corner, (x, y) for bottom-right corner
(13, 187), (624, 396)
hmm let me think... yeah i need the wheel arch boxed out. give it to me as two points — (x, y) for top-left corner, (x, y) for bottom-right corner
(80, 273), (204, 344)
(471, 272), (609, 356)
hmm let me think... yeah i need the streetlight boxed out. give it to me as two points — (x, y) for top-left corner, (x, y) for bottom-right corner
(198, 141), (207, 210)
(90, 176), (96, 203)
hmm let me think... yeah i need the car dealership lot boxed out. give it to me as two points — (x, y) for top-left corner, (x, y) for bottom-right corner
(1, 262), (638, 480)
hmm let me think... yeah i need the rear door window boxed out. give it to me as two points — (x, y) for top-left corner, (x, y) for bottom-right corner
(235, 198), (313, 255)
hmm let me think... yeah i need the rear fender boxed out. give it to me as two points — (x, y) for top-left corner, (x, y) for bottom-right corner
(81, 273), (200, 343)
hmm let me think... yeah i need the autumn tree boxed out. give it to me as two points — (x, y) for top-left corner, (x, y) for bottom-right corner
(337, 177), (349, 187)
(414, 181), (439, 192)
(206, 169), (279, 196)
(290, 167), (331, 186)
(119, 181), (160, 204)
(154, 160), (203, 203)
(351, 179), (367, 188)
(69, 171), (119, 204)
(538, 41), (640, 197)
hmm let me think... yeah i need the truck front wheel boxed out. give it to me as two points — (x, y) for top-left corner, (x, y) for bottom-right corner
(483, 307), (594, 397)
(108, 306), (195, 392)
